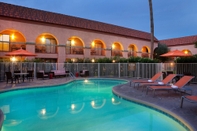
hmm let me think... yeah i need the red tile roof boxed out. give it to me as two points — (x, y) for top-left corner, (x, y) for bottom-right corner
(0, 2), (158, 41)
(160, 35), (197, 46)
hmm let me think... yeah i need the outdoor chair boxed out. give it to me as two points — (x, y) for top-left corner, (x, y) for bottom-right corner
(80, 70), (89, 77)
(14, 70), (21, 81)
(26, 70), (34, 81)
(146, 76), (194, 96)
(5, 72), (18, 84)
(138, 74), (177, 91)
(180, 95), (197, 108)
(130, 72), (162, 88)
(36, 70), (49, 79)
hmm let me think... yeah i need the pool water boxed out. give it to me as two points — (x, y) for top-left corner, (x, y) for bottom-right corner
(0, 79), (189, 131)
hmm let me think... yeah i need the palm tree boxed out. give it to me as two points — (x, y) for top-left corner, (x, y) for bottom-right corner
(148, 0), (154, 59)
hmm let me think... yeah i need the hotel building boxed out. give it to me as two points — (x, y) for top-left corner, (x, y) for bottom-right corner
(0, 2), (159, 63)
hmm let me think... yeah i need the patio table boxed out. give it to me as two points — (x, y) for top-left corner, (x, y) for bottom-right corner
(14, 72), (29, 82)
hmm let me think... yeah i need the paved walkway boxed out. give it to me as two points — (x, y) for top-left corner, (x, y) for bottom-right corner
(0, 77), (197, 131)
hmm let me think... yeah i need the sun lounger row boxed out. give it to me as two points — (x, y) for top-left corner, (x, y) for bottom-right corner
(130, 72), (196, 108)
(131, 72), (194, 95)
(146, 75), (194, 96)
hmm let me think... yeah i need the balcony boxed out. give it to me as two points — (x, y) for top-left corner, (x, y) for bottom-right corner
(112, 50), (123, 57)
(141, 52), (149, 58)
(35, 44), (57, 53)
(128, 51), (137, 57)
(10, 43), (25, 51)
(66, 46), (83, 55)
(91, 48), (105, 56)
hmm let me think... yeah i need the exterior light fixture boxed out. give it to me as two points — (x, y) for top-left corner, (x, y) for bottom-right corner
(11, 34), (15, 40)
(71, 40), (75, 46)
(112, 60), (115, 63)
(91, 59), (95, 63)
(41, 36), (45, 43)
(184, 50), (188, 54)
(112, 44), (115, 49)
(92, 42), (95, 47)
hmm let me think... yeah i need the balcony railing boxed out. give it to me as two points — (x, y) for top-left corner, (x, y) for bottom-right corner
(141, 52), (150, 58)
(91, 48), (105, 56)
(35, 44), (57, 53)
(0, 42), (26, 51)
(10, 43), (26, 51)
(1, 41), (151, 58)
(112, 50), (123, 57)
(66, 46), (84, 55)
(128, 51), (137, 57)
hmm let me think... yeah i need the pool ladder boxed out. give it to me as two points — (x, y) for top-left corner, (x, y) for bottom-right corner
(69, 72), (76, 79)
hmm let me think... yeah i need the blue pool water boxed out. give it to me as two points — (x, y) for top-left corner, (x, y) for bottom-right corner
(0, 79), (189, 131)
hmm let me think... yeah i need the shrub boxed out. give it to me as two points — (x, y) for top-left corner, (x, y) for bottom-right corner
(177, 55), (197, 63)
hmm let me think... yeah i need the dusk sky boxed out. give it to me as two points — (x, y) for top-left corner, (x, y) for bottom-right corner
(1, 0), (197, 40)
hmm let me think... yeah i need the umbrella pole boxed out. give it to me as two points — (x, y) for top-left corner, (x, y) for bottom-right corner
(175, 57), (177, 74)
(20, 56), (22, 72)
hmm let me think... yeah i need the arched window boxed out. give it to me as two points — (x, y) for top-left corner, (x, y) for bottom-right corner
(91, 40), (105, 56)
(36, 34), (57, 53)
(141, 46), (149, 58)
(128, 44), (137, 57)
(66, 37), (84, 55)
(111, 42), (123, 57)
(0, 30), (26, 51)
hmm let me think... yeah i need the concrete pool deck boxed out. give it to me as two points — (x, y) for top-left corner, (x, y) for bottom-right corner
(0, 77), (197, 131)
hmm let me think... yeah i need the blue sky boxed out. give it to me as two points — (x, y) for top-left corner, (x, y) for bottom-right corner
(1, 0), (197, 40)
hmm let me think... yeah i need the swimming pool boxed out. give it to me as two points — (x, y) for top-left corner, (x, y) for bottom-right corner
(0, 79), (190, 131)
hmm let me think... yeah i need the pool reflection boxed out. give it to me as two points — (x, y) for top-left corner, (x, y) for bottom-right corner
(91, 99), (106, 109)
(111, 97), (121, 105)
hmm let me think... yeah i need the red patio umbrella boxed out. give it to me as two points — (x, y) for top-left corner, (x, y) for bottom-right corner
(160, 49), (192, 74)
(5, 48), (36, 61)
(5, 48), (36, 57)
(160, 49), (192, 57)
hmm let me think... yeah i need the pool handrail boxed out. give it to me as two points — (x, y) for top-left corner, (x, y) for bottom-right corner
(0, 109), (4, 131)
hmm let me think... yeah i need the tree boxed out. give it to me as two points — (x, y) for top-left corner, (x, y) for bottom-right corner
(194, 41), (197, 48)
(153, 43), (170, 62)
(148, 0), (154, 59)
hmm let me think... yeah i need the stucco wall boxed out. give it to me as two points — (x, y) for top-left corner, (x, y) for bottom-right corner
(0, 19), (157, 63)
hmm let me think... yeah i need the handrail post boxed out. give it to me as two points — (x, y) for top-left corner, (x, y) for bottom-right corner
(98, 63), (100, 78)
(118, 63), (120, 78)
(0, 109), (4, 131)
(34, 62), (36, 79)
